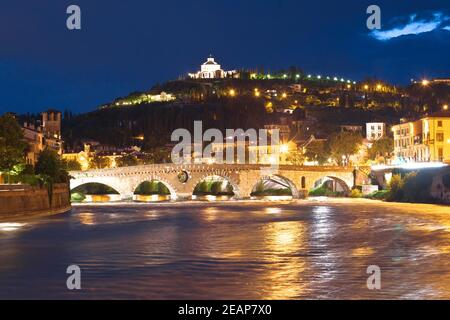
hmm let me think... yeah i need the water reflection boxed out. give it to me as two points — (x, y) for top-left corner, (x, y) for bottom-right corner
(0, 223), (27, 232)
(263, 221), (308, 299)
(84, 194), (121, 202)
(192, 195), (233, 201)
(78, 212), (95, 225)
(134, 195), (171, 202)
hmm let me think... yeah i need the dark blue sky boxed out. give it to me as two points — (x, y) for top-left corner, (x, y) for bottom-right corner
(1, 0), (449, 114)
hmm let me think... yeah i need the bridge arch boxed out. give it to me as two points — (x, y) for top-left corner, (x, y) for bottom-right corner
(70, 182), (121, 202)
(131, 176), (178, 200)
(251, 174), (300, 198)
(312, 175), (352, 195)
(191, 174), (239, 199)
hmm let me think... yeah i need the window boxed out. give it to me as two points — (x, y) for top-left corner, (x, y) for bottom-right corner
(437, 133), (444, 142)
(301, 177), (306, 189)
(438, 121), (443, 127)
(438, 148), (443, 162)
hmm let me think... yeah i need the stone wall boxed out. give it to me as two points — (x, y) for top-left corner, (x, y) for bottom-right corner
(0, 183), (71, 221)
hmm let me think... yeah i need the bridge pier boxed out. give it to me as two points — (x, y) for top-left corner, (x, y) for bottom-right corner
(176, 193), (192, 201)
(120, 192), (134, 201)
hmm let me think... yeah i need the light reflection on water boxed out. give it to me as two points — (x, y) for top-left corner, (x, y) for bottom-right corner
(0, 200), (449, 299)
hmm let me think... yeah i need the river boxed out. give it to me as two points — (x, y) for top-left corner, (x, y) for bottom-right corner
(0, 198), (449, 299)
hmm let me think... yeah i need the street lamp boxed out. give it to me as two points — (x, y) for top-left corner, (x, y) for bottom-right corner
(444, 104), (449, 111)
(280, 144), (289, 154)
(421, 79), (429, 86)
(229, 89), (236, 97)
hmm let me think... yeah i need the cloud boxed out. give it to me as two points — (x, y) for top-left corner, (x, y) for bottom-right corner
(371, 12), (449, 41)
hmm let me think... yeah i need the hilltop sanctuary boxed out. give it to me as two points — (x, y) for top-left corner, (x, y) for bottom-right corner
(188, 56), (237, 79)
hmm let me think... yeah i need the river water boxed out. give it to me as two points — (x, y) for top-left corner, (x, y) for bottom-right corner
(0, 198), (449, 299)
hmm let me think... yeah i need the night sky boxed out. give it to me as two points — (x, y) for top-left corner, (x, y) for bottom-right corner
(1, 0), (449, 114)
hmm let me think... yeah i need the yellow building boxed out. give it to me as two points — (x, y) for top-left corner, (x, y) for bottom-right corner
(392, 112), (450, 163)
(422, 112), (450, 163)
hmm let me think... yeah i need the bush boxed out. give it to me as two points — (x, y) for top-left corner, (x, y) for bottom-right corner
(349, 189), (362, 198)
(71, 192), (86, 202)
(386, 171), (435, 203)
(365, 190), (389, 200)
(309, 186), (344, 197)
(402, 171), (434, 203)
(387, 174), (404, 201)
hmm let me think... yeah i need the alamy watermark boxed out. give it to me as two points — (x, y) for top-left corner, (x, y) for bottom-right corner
(366, 5), (381, 30)
(171, 121), (282, 173)
(366, 265), (381, 290)
(66, 264), (82, 290)
(66, 5), (81, 30)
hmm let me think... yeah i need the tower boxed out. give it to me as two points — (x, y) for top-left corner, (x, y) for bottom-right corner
(41, 109), (62, 139)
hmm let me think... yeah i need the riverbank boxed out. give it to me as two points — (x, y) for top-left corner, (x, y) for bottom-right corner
(0, 184), (71, 222)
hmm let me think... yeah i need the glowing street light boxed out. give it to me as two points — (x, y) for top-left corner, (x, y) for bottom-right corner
(229, 89), (236, 97)
(376, 84), (382, 91)
(281, 92), (287, 98)
(444, 104), (449, 111)
(280, 144), (289, 154)
(421, 79), (429, 86)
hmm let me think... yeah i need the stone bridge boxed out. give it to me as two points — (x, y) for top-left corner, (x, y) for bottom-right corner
(70, 164), (369, 200)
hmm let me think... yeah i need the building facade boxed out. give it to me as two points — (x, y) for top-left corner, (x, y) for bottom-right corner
(392, 112), (450, 163)
(366, 122), (386, 141)
(22, 110), (63, 165)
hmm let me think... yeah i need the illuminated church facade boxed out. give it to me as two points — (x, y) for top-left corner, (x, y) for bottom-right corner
(188, 56), (237, 79)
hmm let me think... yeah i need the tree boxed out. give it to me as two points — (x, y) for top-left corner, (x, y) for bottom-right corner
(327, 131), (362, 166)
(35, 148), (66, 183)
(89, 155), (111, 169)
(285, 151), (305, 165)
(0, 114), (28, 183)
(368, 137), (393, 163)
(35, 148), (70, 203)
(304, 141), (330, 165)
(63, 159), (82, 171)
(116, 154), (139, 167)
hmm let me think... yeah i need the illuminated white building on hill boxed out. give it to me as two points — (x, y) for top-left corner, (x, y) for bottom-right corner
(188, 56), (237, 79)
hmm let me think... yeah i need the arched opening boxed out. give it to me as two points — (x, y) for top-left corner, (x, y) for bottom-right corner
(133, 180), (172, 202)
(251, 175), (298, 200)
(192, 175), (235, 201)
(71, 183), (120, 202)
(309, 176), (351, 197)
